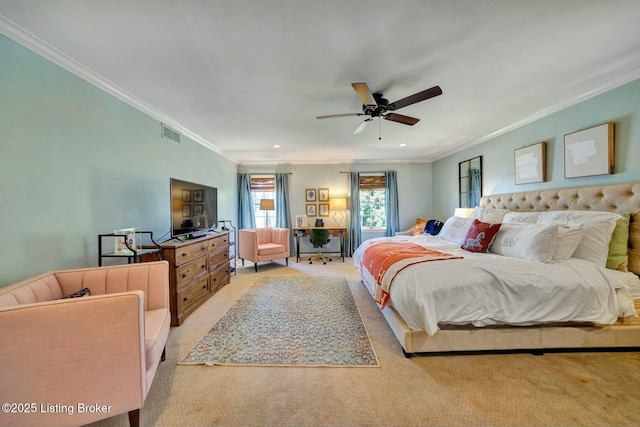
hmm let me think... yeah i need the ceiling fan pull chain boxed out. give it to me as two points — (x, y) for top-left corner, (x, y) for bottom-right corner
(379, 116), (382, 140)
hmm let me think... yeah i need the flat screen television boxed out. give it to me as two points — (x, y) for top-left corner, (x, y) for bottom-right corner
(170, 178), (218, 238)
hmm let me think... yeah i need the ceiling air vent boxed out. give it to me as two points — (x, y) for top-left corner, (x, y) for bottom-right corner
(161, 123), (181, 144)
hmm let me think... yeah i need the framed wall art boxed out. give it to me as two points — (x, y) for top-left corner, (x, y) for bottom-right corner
(564, 122), (614, 179)
(306, 204), (316, 217)
(514, 141), (546, 184)
(318, 203), (330, 217)
(318, 188), (329, 201)
(305, 188), (316, 202)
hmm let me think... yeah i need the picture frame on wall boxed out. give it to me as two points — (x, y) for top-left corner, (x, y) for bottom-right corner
(564, 122), (614, 179)
(306, 204), (316, 217)
(305, 188), (316, 202)
(318, 203), (330, 217)
(514, 141), (546, 185)
(318, 188), (329, 201)
(182, 189), (191, 202)
(193, 190), (204, 202)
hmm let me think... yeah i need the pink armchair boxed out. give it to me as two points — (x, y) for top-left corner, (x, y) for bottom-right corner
(238, 227), (290, 272)
(0, 261), (170, 427)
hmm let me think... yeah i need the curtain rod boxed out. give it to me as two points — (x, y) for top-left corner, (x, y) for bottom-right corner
(339, 171), (389, 174)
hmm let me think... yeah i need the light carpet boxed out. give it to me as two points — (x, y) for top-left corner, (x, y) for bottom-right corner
(179, 275), (379, 367)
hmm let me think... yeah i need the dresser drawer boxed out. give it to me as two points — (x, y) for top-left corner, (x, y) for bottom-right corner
(210, 263), (230, 294)
(208, 249), (228, 271)
(208, 234), (229, 252)
(176, 256), (208, 289)
(177, 276), (209, 315)
(173, 241), (210, 266)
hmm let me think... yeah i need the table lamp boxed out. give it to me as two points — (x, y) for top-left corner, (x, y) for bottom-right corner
(454, 207), (475, 218)
(330, 197), (347, 226)
(260, 198), (275, 227)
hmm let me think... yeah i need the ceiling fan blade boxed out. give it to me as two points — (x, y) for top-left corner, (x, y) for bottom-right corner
(351, 82), (377, 106)
(316, 113), (363, 119)
(384, 113), (420, 126)
(388, 85), (442, 110)
(353, 118), (372, 134)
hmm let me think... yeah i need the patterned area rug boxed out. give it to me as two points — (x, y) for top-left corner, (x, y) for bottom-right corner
(179, 276), (379, 367)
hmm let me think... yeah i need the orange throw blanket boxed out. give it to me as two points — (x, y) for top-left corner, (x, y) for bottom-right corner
(360, 242), (462, 309)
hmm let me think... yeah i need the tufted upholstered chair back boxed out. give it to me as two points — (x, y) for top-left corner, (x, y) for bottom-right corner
(480, 182), (640, 274)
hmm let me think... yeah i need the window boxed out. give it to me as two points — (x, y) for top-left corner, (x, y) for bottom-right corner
(251, 176), (276, 228)
(459, 156), (482, 208)
(359, 175), (386, 229)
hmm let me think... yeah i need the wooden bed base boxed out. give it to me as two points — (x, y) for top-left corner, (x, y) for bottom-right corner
(371, 182), (640, 356)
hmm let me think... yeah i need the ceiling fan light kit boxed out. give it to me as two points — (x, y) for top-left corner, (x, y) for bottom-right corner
(316, 82), (442, 139)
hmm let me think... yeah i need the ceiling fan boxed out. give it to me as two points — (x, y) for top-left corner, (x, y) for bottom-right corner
(316, 82), (442, 135)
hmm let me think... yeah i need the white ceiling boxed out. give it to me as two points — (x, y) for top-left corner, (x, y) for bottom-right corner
(2, 1), (640, 165)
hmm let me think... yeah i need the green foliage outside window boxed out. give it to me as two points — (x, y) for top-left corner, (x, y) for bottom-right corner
(360, 189), (386, 228)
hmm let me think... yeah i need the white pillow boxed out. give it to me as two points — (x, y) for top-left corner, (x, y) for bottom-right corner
(552, 224), (584, 262)
(439, 216), (474, 245)
(502, 211), (541, 224)
(470, 207), (509, 224)
(537, 210), (621, 267)
(489, 223), (558, 263)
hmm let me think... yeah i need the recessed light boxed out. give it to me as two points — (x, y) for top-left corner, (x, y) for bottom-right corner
(273, 145), (280, 148)
(399, 143), (407, 147)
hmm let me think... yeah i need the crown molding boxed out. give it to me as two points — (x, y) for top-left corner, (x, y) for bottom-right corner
(429, 63), (640, 162)
(0, 15), (235, 161)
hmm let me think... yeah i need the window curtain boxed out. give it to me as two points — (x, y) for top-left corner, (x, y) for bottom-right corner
(275, 173), (293, 254)
(470, 168), (481, 207)
(384, 170), (400, 236)
(347, 172), (361, 256)
(237, 173), (255, 229)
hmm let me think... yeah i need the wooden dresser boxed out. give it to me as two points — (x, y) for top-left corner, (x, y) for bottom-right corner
(160, 232), (231, 326)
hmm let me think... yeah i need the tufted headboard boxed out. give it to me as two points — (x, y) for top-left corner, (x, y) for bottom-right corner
(479, 182), (640, 275)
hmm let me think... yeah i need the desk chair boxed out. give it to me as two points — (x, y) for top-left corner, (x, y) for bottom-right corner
(309, 229), (331, 264)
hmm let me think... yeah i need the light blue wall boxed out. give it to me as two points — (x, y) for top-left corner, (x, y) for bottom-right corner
(432, 79), (640, 220)
(0, 35), (237, 286)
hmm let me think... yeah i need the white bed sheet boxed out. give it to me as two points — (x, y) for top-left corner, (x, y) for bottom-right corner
(354, 235), (637, 336)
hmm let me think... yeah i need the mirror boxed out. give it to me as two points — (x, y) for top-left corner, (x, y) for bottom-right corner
(459, 156), (482, 207)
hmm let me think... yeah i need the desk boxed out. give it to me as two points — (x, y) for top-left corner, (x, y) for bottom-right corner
(293, 227), (347, 262)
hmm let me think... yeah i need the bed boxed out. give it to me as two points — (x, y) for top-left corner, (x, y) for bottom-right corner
(354, 182), (640, 355)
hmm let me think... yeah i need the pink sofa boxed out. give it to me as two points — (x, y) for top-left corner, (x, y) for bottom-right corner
(0, 261), (170, 427)
(238, 227), (290, 272)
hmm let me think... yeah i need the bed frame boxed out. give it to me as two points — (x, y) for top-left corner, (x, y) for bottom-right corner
(377, 182), (640, 355)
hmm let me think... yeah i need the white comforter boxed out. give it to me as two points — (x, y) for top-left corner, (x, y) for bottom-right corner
(354, 235), (637, 336)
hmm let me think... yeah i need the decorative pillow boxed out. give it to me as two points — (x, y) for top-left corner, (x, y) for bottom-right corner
(461, 219), (502, 253)
(537, 210), (621, 267)
(424, 219), (444, 235)
(439, 216), (475, 245)
(502, 211), (541, 224)
(410, 218), (428, 236)
(63, 288), (91, 299)
(606, 212), (630, 272)
(490, 223), (558, 263)
(470, 207), (509, 224)
(553, 224), (584, 262)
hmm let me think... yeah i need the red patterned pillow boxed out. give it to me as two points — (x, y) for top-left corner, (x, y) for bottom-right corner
(410, 218), (428, 236)
(461, 219), (501, 253)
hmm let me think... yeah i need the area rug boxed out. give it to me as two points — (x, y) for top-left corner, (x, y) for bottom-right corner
(179, 276), (379, 367)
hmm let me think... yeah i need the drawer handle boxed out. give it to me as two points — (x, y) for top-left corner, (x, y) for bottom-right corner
(183, 297), (188, 302)
(182, 274), (187, 279)
(213, 278), (217, 282)
(181, 253), (187, 257)
(201, 264), (207, 269)
(202, 284), (207, 289)
(201, 246), (207, 251)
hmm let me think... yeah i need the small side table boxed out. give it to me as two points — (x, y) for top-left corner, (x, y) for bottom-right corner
(98, 231), (161, 266)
